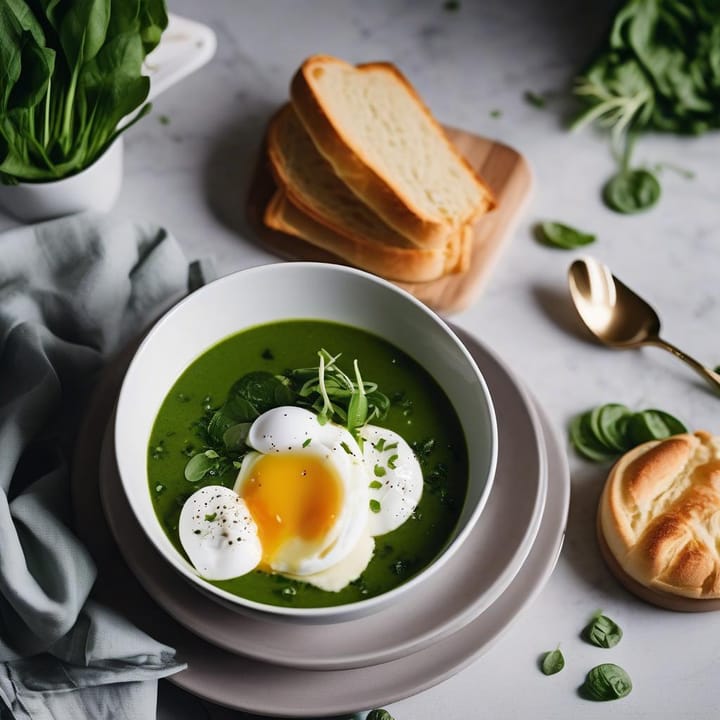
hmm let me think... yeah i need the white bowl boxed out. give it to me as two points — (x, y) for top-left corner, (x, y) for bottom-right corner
(114, 263), (497, 623)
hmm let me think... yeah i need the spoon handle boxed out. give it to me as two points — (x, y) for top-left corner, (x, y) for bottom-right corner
(651, 337), (720, 394)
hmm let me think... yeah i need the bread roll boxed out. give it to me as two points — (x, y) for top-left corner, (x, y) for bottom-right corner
(599, 431), (720, 600)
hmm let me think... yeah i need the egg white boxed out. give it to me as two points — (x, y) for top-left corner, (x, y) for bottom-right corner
(360, 425), (424, 535)
(178, 485), (262, 581)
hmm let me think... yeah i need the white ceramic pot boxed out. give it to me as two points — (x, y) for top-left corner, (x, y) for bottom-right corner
(0, 138), (124, 223)
(0, 13), (217, 223)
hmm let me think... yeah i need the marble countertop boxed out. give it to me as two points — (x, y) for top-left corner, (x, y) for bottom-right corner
(3, 1), (719, 718)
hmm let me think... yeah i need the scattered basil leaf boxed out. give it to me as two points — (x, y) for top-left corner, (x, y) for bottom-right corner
(603, 168), (661, 214)
(541, 648), (565, 675)
(538, 221), (596, 250)
(569, 403), (686, 462)
(580, 663), (632, 701)
(582, 613), (623, 648)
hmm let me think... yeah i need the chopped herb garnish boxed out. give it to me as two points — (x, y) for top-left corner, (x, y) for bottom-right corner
(490, 109), (502, 118)
(374, 438), (387, 452)
(370, 499), (382, 513)
(158, 114), (170, 125)
(387, 454), (398, 470)
(340, 441), (353, 455)
(369, 480), (383, 489)
(374, 465), (387, 477)
(204, 512), (217, 522)
(302, 437), (312, 448)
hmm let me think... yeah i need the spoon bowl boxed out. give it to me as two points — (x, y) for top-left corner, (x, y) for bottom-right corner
(568, 257), (720, 393)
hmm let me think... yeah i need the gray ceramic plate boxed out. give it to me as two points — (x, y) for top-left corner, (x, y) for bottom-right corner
(99, 329), (546, 670)
(73, 333), (568, 716)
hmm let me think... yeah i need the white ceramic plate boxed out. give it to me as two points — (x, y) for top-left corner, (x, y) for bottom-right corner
(100, 329), (546, 670)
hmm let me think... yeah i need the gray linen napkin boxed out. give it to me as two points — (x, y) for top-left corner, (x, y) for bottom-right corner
(0, 212), (190, 719)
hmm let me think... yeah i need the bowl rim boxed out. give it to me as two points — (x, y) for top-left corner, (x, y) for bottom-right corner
(114, 261), (498, 621)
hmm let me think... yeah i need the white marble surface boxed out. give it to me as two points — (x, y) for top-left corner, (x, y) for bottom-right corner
(3, 1), (720, 718)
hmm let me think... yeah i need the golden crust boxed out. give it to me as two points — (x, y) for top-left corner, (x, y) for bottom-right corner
(263, 189), (468, 283)
(599, 431), (720, 600)
(290, 55), (495, 249)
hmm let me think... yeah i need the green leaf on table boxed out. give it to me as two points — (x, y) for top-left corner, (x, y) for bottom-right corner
(537, 221), (596, 250)
(603, 168), (661, 214)
(541, 648), (565, 675)
(579, 663), (632, 701)
(366, 711), (395, 720)
(626, 409), (687, 445)
(568, 403), (686, 463)
(582, 612), (623, 648)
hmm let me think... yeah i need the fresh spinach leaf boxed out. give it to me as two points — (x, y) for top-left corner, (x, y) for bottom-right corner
(582, 613), (623, 648)
(541, 648), (565, 675)
(0, 0), (167, 182)
(603, 168), (661, 213)
(626, 409), (687, 445)
(572, 0), (718, 213)
(366, 709), (394, 720)
(538, 221), (596, 249)
(569, 403), (686, 462)
(580, 663), (632, 701)
(184, 452), (216, 483)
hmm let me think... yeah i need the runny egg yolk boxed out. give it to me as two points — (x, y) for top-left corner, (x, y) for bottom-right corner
(239, 452), (343, 569)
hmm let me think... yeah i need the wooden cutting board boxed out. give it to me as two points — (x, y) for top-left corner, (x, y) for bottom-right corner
(246, 124), (532, 315)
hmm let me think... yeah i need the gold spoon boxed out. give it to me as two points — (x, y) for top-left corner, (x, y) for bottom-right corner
(568, 256), (720, 393)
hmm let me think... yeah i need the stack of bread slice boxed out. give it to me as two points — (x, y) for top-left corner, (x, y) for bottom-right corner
(262, 55), (495, 284)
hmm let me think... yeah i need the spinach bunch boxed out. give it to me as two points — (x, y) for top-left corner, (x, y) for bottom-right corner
(0, 0), (167, 183)
(572, 0), (720, 212)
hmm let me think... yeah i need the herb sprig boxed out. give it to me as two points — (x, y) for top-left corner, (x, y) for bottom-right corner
(181, 350), (390, 482)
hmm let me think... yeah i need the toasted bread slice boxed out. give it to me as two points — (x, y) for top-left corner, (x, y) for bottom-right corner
(290, 55), (495, 248)
(264, 189), (470, 283)
(267, 104), (417, 252)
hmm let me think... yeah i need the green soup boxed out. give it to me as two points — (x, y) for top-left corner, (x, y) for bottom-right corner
(147, 319), (468, 608)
